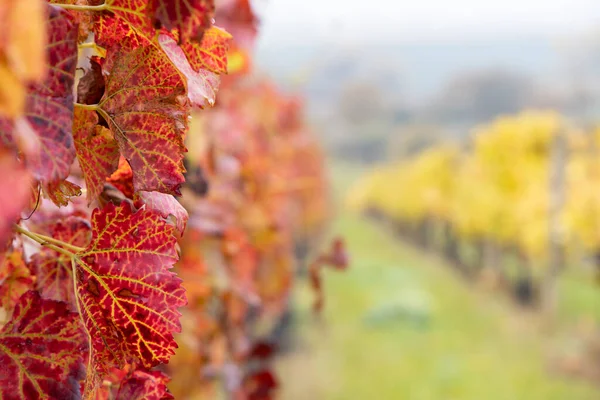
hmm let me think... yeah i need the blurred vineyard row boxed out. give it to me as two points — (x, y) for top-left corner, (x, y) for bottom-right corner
(348, 111), (600, 309)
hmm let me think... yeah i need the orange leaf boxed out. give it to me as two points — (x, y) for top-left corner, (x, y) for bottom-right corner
(0, 250), (35, 312)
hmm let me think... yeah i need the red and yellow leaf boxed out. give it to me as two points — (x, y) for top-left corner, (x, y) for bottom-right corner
(44, 179), (83, 207)
(96, 33), (189, 195)
(0, 6), (78, 182)
(98, 366), (173, 400)
(73, 108), (120, 203)
(0, 250), (35, 312)
(29, 217), (92, 308)
(94, 0), (154, 49)
(74, 203), (186, 376)
(180, 26), (232, 74)
(150, 0), (214, 42)
(0, 291), (86, 399)
(159, 33), (220, 108)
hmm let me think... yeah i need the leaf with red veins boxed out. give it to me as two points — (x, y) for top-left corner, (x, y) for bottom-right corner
(29, 217), (92, 308)
(0, 150), (32, 247)
(0, 291), (86, 400)
(73, 202), (186, 376)
(100, 366), (174, 400)
(73, 108), (120, 204)
(180, 26), (232, 74)
(137, 191), (188, 234)
(159, 33), (220, 108)
(0, 7), (78, 183)
(150, 0), (214, 42)
(0, 250), (35, 312)
(44, 179), (83, 207)
(96, 34), (189, 195)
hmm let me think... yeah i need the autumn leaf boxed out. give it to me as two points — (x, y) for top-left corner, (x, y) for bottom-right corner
(73, 108), (120, 204)
(94, 1), (154, 49)
(0, 0), (46, 117)
(0, 291), (86, 400)
(0, 6), (78, 183)
(159, 33), (220, 108)
(180, 27), (232, 74)
(0, 250), (35, 312)
(0, 149), (32, 247)
(74, 202), (186, 377)
(94, 33), (189, 195)
(98, 366), (173, 400)
(44, 179), (83, 207)
(137, 191), (189, 234)
(149, 0), (214, 42)
(29, 217), (91, 309)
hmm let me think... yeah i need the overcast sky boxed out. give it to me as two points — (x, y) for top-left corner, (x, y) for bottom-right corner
(254, 0), (600, 48)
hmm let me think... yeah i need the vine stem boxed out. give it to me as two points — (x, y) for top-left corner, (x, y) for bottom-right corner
(52, 2), (108, 11)
(33, 232), (86, 253)
(13, 225), (82, 257)
(74, 103), (99, 111)
(78, 42), (96, 49)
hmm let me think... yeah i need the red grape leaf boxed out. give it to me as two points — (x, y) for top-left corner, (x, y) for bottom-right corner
(180, 26), (232, 74)
(73, 108), (120, 204)
(94, 8), (152, 50)
(159, 33), (220, 108)
(43, 179), (83, 207)
(0, 290), (86, 400)
(0, 149), (31, 246)
(137, 191), (189, 234)
(95, 34), (189, 195)
(150, 0), (214, 42)
(98, 366), (173, 400)
(0, 250), (35, 312)
(73, 203), (186, 377)
(29, 217), (92, 309)
(0, 7), (78, 183)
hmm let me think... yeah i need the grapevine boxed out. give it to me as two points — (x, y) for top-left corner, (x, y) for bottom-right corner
(0, 0), (333, 398)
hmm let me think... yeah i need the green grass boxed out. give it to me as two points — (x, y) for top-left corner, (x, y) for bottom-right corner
(275, 162), (600, 400)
